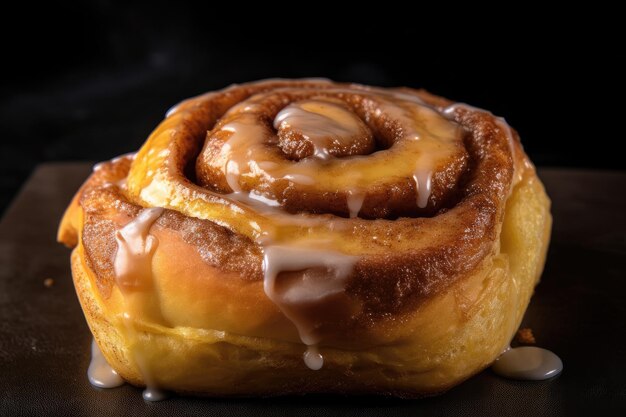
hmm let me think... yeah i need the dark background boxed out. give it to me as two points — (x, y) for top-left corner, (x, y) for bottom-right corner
(1, 2), (621, 215)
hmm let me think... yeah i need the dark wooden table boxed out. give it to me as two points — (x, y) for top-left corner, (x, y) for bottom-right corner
(1, 163), (625, 416)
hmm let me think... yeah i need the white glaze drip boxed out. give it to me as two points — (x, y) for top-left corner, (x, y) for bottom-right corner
(492, 346), (563, 380)
(221, 118), (268, 192)
(303, 345), (324, 371)
(347, 189), (365, 218)
(376, 98), (457, 210)
(113, 207), (166, 399)
(262, 245), (357, 369)
(413, 169), (432, 209)
(224, 189), (349, 235)
(114, 207), (164, 290)
(88, 339), (124, 389)
(274, 100), (365, 160)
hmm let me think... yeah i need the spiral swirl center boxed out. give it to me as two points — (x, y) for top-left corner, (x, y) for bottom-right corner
(186, 83), (470, 219)
(274, 99), (374, 160)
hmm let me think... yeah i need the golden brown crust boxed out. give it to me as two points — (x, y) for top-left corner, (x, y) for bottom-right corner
(58, 79), (551, 396)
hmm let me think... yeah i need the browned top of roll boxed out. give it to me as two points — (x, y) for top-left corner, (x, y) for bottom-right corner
(63, 79), (527, 343)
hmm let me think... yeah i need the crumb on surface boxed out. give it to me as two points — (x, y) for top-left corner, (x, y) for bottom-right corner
(516, 328), (536, 344)
(44, 278), (55, 288)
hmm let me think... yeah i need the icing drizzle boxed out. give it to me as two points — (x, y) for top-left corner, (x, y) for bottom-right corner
(492, 346), (563, 380)
(113, 207), (169, 401)
(88, 339), (124, 389)
(262, 245), (357, 369)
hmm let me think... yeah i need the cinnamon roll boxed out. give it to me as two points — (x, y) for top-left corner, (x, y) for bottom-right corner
(58, 79), (551, 397)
